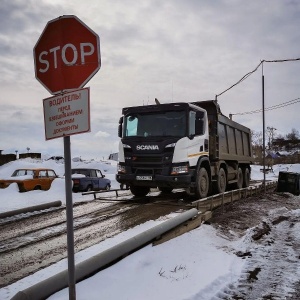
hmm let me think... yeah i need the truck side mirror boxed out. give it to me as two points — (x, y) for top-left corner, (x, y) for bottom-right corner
(118, 117), (123, 138)
(189, 111), (196, 138)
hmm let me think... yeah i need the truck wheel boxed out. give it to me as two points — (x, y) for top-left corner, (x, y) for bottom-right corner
(215, 168), (227, 194)
(196, 167), (209, 198)
(159, 187), (173, 193)
(130, 185), (150, 197)
(235, 168), (243, 189)
(243, 168), (250, 187)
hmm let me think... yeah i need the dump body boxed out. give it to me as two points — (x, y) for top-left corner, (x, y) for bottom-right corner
(192, 101), (252, 163)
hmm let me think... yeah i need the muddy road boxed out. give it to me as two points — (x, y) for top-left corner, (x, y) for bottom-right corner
(0, 191), (190, 287)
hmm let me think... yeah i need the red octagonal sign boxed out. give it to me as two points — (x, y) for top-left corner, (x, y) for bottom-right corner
(34, 15), (100, 95)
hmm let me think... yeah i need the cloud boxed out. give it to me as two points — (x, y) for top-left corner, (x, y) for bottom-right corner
(95, 131), (110, 138)
(1, 0), (300, 158)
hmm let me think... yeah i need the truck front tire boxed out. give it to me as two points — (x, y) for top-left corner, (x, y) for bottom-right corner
(196, 167), (209, 199)
(159, 187), (173, 193)
(130, 185), (150, 197)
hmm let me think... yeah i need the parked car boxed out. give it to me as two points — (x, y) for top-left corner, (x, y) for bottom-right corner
(0, 168), (58, 192)
(71, 168), (111, 192)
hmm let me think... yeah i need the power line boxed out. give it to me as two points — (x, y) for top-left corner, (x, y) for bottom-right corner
(231, 97), (300, 115)
(216, 57), (300, 99)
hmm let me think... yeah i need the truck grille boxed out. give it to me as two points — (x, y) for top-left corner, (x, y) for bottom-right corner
(127, 154), (173, 176)
(133, 156), (162, 163)
(123, 147), (174, 176)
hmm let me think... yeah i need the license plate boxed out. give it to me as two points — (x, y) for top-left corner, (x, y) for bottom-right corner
(136, 175), (152, 181)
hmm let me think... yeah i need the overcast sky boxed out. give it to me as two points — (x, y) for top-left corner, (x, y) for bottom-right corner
(1, 0), (300, 159)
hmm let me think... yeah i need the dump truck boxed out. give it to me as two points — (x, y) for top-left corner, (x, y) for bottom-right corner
(116, 100), (253, 198)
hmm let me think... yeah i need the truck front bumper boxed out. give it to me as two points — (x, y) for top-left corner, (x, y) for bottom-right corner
(116, 173), (192, 188)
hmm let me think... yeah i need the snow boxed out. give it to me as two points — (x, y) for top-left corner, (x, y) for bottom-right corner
(0, 159), (299, 300)
(0, 159), (120, 213)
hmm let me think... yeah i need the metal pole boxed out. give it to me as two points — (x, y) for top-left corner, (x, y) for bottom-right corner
(262, 64), (266, 193)
(64, 136), (76, 300)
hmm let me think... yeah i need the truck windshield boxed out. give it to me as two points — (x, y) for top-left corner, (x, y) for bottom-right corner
(124, 111), (186, 137)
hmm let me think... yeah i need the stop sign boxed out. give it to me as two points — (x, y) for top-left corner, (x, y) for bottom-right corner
(34, 15), (100, 95)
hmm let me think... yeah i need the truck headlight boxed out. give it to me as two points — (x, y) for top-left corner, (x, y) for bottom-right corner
(171, 163), (189, 175)
(165, 143), (176, 148)
(118, 164), (126, 174)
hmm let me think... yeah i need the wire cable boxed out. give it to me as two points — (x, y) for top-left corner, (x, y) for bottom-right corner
(216, 57), (300, 99)
(232, 97), (300, 115)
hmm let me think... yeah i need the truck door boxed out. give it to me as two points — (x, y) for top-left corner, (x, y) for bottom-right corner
(186, 110), (209, 165)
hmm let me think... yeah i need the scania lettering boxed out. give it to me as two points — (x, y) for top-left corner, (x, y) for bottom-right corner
(136, 145), (159, 150)
(116, 100), (253, 198)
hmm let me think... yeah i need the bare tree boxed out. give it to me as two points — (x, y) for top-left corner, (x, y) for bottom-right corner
(266, 126), (277, 150)
(251, 130), (263, 163)
(286, 128), (299, 141)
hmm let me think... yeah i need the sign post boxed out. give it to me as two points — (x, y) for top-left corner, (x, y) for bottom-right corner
(34, 15), (101, 300)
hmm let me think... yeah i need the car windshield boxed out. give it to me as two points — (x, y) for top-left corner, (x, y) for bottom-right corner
(124, 110), (186, 137)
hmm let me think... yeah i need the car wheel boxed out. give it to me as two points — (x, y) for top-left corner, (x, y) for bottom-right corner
(86, 185), (92, 192)
(34, 185), (41, 190)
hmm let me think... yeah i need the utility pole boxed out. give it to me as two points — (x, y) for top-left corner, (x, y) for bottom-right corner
(262, 62), (266, 193)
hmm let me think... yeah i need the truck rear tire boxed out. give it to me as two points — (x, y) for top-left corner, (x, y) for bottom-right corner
(243, 168), (250, 187)
(235, 167), (243, 189)
(196, 167), (209, 199)
(130, 185), (150, 197)
(215, 168), (227, 194)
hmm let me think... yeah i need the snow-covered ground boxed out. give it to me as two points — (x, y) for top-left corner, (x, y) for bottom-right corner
(0, 159), (299, 300)
(0, 158), (120, 214)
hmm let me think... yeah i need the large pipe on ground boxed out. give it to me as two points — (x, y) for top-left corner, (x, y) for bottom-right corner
(0, 201), (62, 219)
(11, 208), (198, 300)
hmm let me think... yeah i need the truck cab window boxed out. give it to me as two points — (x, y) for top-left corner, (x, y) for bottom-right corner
(125, 115), (138, 136)
(124, 111), (186, 137)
